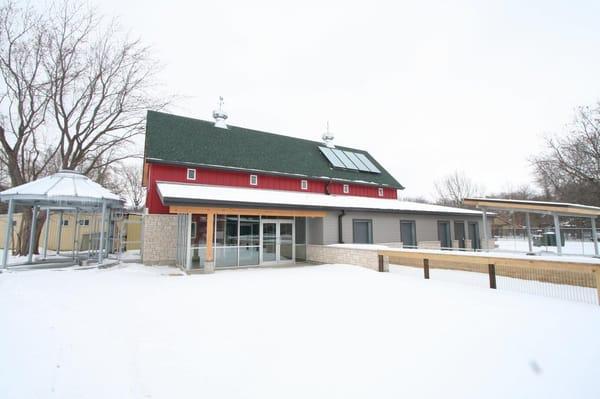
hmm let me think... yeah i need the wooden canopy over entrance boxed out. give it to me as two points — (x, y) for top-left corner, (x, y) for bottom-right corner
(169, 205), (326, 218)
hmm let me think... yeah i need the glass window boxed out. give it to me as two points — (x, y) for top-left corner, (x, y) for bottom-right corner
(378, 188), (384, 197)
(400, 220), (417, 248)
(190, 215), (207, 246)
(250, 174), (258, 186)
(301, 180), (308, 190)
(239, 246), (259, 266)
(239, 215), (260, 246)
(187, 168), (196, 180)
(239, 216), (260, 266)
(215, 247), (238, 268)
(216, 215), (238, 246)
(353, 219), (373, 244)
(438, 221), (452, 249)
(343, 184), (349, 194)
(295, 217), (307, 261)
(215, 215), (239, 267)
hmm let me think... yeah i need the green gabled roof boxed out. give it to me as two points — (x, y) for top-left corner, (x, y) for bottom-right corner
(144, 111), (404, 188)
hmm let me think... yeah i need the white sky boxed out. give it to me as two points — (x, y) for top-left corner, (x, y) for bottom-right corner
(98, 0), (600, 200)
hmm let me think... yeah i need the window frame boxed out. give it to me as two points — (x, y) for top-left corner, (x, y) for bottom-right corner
(343, 184), (350, 194)
(400, 220), (417, 248)
(437, 220), (452, 249)
(301, 179), (308, 190)
(352, 219), (373, 244)
(186, 168), (196, 181)
(250, 174), (258, 186)
(190, 221), (197, 239)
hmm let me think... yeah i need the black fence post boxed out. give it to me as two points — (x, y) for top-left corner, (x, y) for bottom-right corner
(424, 258), (430, 279)
(378, 255), (384, 272)
(488, 263), (497, 289)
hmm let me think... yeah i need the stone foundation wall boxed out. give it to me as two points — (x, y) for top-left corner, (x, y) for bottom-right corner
(306, 244), (389, 272)
(142, 214), (178, 265)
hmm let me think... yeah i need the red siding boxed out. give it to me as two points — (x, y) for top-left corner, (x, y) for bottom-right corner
(146, 163), (398, 214)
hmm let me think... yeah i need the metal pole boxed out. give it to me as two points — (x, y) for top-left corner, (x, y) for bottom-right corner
(186, 213), (192, 270)
(72, 209), (80, 260)
(43, 209), (50, 259)
(27, 206), (39, 263)
(99, 201), (107, 264)
(105, 209), (112, 256)
(2, 199), (15, 268)
(553, 213), (562, 256)
(481, 209), (489, 251)
(525, 212), (534, 255)
(56, 211), (63, 255)
(591, 217), (599, 257)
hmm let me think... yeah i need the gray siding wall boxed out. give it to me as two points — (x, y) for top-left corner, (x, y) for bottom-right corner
(307, 217), (324, 245)
(310, 210), (489, 246)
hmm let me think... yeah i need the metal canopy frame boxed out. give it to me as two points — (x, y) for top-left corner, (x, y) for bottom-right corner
(1, 198), (123, 268)
(463, 198), (600, 257)
(0, 171), (124, 269)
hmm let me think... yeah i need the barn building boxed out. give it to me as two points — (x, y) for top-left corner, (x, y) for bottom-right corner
(142, 105), (488, 271)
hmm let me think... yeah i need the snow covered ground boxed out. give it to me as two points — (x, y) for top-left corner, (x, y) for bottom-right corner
(1, 263), (600, 399)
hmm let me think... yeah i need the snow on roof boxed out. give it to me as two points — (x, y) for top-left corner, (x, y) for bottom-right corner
(157, 182), (482, 215)
(464, 197), (600, 216)
(0, 170), (123, 206)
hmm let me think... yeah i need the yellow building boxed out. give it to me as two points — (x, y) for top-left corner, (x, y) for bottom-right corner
(0, 211), (142, 254)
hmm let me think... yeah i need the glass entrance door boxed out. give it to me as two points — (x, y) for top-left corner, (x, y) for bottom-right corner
(260, 219), (295, 264)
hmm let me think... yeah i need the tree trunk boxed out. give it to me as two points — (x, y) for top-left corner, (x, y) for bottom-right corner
(17, 207), (32, 255)
(17, 208), (48, 256)
(32, 212), (47, 255)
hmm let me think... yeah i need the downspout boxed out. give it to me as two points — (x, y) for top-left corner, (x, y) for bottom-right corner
(338, 210), (345, 244)
(325, 179), (332, 195)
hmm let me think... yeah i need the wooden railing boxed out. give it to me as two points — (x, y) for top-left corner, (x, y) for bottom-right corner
(378, 249), (600, 305)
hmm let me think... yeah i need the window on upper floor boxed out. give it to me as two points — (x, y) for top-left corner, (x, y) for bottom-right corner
(301, 180), (308, 190)
(378, 188), (384, 197)
(250, 174), (258, 186)
(343, 184), (349, 194)
(186, 168), (196, 181)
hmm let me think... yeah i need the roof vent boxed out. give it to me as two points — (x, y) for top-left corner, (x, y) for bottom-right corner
(322, 121), (334, 148)
(212, 96), (228, 129)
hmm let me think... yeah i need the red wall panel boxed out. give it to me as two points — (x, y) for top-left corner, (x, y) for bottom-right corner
(146, 163), (398, 214)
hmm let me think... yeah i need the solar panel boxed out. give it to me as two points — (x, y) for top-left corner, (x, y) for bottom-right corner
(319, 147), (345, 168)
(355, 153), (381, 173)
(344, 151), (370, 172)
(331, 149), (358, 169)
(319, 146), (382, 174)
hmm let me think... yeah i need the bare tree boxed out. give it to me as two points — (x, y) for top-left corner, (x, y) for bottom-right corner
(434, 170), (484, 207)
(532, 104), (600, 206)
(0, 0), (167, 254)
(45, 1), (166, 175)
(114, 162), (144, 210)
(0, 1), (54, 254)
(398, 195), (432, 204)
